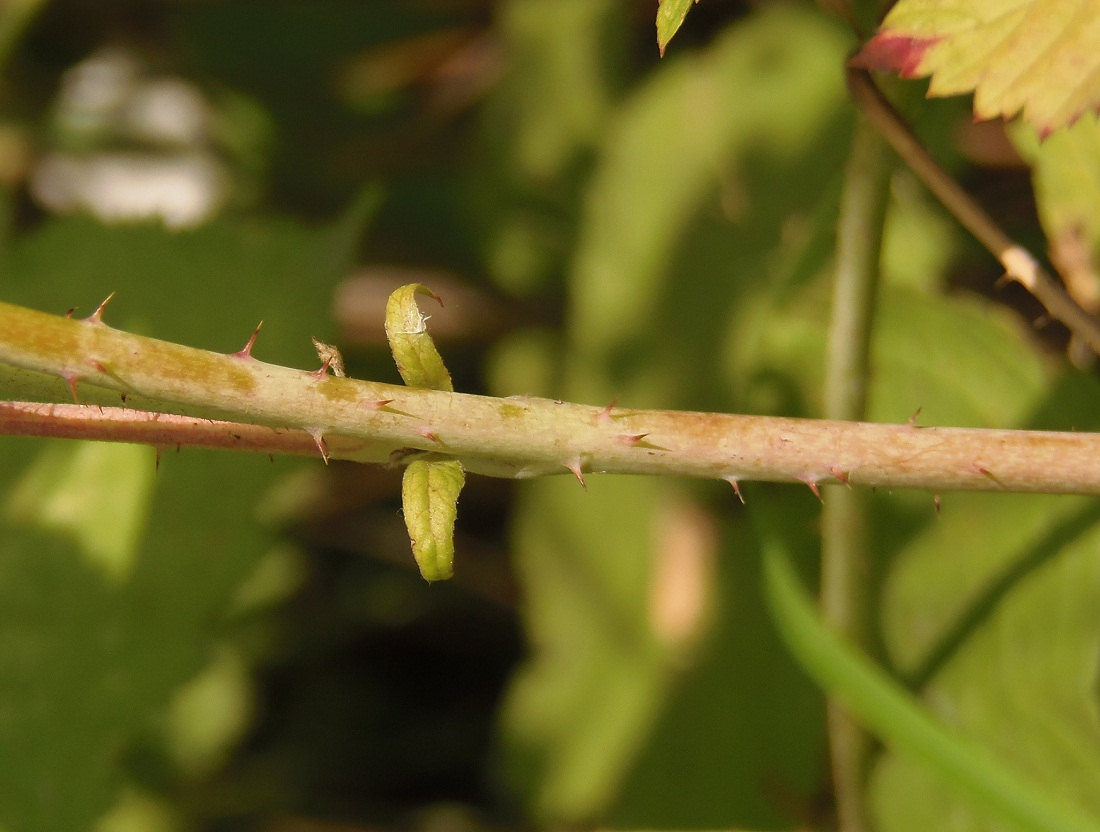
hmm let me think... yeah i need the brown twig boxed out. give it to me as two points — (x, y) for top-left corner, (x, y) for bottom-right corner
(846, 66), (1100, 357)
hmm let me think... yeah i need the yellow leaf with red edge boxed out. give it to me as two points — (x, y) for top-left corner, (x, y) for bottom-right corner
(853, 0), (1100, 137)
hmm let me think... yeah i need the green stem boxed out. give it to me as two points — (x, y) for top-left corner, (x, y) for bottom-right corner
(821, 115), (893, 832)
(5, 300), (1100, 493)
(760, 524), (1098, 832)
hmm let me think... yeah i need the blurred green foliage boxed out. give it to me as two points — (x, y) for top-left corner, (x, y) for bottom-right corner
(1, 1), (1100, 831)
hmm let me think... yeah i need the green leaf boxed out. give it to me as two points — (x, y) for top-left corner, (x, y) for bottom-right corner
(1012, 118), (1100, 302)
(384, 283), (453, 391)
(656, 0), (697, 56)
(870, 492), (1100, 831)
(400, 459), (465, 582)
(0, 205), (369, 829)
(853, 0), (1100, 136)
(760, 519), (1100, 832)
(499, 6), (850, 824)
(384, 283), (465, 582)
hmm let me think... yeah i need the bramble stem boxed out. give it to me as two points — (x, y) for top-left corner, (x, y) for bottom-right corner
(2, 300), (1100, 494)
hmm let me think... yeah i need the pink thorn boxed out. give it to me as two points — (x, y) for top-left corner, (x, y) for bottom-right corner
(85, 292), (116, 324)
(361, 399), (394, 411)
(231, 321), (264, 360)
(63, 373), (80, 404)
(596, 397), (620, 425)
(934, 494), (942, 515)
(309, 430), (330, 465)
(826, 466), (852, 488)
(428, 291), (445, 308)
(725, 477), (746, 504)
(970, 464), (1004, 488)
(64, 307), (76, 318)
(800, 478), (823, 503)
(564, 459), (587, 490)
(906, 407), (923, 429)
(615, 432), (649, 445)
(418, 427), (441, 443)
(309, 357), (333, 379)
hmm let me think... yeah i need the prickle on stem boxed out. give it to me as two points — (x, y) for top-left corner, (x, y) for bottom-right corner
(308, 429), (330, 464)
(596, 397), (620, 426)
(725, 476), (746, 504)
(800, 477), (823, 502)
(232, 321), (264, 360)
(86, 292), (116, 325)
(564, 458), (587, 490)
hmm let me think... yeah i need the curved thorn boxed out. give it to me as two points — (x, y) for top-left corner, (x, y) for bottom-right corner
(232, 321), (264, 360)
(309, 357), (333, 379)
(800, 478), (823, 502)
(63, 372), (80, 404)
(596, 397), (620, 426)
(86, 292), (116, 324)
(564, 458), (587, 490)
(309, 429), (330, 464)
(725, 476), (746, 504)
(361, 399), (395, 411)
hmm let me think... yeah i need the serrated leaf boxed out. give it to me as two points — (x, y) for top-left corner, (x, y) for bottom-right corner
(384, 283), (452, 391)
(401, 459), (464, 582)
(854, 0), (1100, 136)
(656, 0), (697, 56)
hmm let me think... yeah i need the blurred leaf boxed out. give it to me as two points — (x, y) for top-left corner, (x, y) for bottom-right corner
(853, 0), (1100, 136)
(0, 200), (370, 827)
(1012, 118), (1100, 314)
(6, 441), (155, 583)
(499, 6), (850, 824)
(656, 0), (697, 56)
(871, 491), (1100, 831)
(865, 307), (1100, 828)
(163, 644), (254, 778)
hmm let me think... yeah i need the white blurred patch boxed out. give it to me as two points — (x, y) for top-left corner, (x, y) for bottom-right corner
(34, 46), (226, 228)
(32, 151), (226, 229)
(123, 78), (210, 145)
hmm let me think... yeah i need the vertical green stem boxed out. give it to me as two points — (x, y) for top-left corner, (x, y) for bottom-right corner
(821, 115), (893, 831)
(760, 526), (1099, 832)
